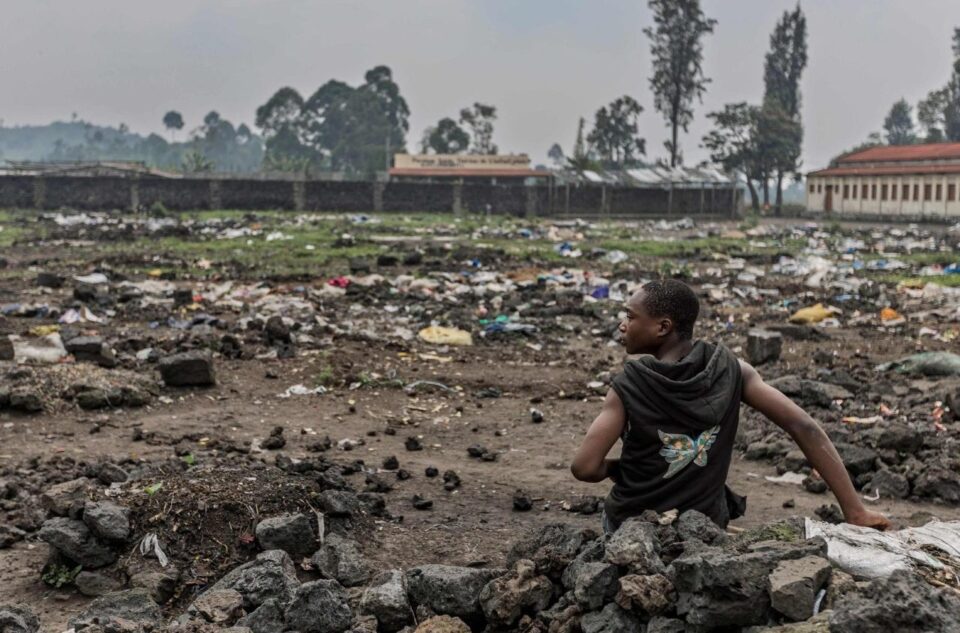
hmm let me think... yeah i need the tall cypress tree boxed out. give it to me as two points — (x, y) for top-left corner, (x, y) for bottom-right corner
(761, 4), (807, 215)
(644, 0), (716, 168)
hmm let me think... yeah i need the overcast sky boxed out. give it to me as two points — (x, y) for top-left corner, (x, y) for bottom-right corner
(3, 1), (960, 170)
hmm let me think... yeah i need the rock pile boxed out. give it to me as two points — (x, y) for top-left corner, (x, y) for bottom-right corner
(6, 508), (960, 632)
(740, 374), (960, 506)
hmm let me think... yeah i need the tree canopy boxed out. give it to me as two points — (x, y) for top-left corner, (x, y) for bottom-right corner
(586, 96), (645, 168)
(644, 0), (716, 167)
(422, 117), (470, 154)
(883, 99), (917, 145)
(459, 103), (498, 155)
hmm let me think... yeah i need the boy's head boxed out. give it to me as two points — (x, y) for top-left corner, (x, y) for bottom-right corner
(618, 279), (700, 355)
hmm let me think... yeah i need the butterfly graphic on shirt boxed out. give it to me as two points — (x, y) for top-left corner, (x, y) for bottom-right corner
(657, 425), (721, 479)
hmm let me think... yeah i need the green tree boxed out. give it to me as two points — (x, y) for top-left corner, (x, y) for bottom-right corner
(459, 103), (498, 154)
(566, 117), (597, 172)
(182, 149), (214, 173)
(761, 4), (807, 215)
(883, 99), (917, 145)
(587, 96), (646, 168)
(299, 67), (410, 175)
(547, 143), (565, 166)
(302, 80), (355, 167)
(255, 87), (314, 168)
(423, 117), (470, 154)
(919, 88), (949, 142)
(947, 28), (960, 141)
(757, 102), (802, 211)
(643, 0), (716, 167)
(193, 111), (264, 172)
(915, 29), (960, 142)
(162, 111), (184, 141)
(703, 102), (762, 211)
(361, 65), (410, 140)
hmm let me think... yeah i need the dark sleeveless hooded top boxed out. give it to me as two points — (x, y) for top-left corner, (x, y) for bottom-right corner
(605, 340), (743, 528)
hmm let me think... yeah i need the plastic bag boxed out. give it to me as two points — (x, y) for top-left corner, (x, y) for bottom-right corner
(789, 303), (835, 325)
(805, 518), (960, 579)
(876, 351), (960, 377)
(418, 326), (473, 346)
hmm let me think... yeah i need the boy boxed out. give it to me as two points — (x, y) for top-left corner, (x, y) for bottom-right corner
(571, 279), (890, 533)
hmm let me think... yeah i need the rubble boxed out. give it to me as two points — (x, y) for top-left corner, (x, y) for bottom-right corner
(254, 513), (316, 559)
(159, 350), (216, 386)
(746, 329), (783, 365)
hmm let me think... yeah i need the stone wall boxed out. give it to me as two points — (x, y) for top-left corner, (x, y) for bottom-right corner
(0, 175), (739, 218)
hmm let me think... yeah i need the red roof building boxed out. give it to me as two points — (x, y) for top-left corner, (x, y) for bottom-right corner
(807, 142), (960, 217)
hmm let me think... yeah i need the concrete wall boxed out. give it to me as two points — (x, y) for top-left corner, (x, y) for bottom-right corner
(0, 174), (738, 218)
(807, 174), (960, 219)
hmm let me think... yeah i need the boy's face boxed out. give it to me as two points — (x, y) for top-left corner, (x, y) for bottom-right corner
(618, 290), (672, 355)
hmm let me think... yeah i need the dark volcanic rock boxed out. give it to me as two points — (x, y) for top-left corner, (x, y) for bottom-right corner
(829, 571), (960, 632)
(405, 564), (505, 620)
(159, 350), (216, 386)
(38, 517), (117, 569)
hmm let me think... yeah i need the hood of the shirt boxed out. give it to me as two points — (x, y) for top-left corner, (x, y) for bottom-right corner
(616, 340), (740, 432)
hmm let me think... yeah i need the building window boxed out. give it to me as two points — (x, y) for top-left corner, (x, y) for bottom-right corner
(852, 184), (858, 199)
(924, 184), (933, 201)
(862, 184), (868, 198)
(881, 184), (888, 200)
(817, 184), (822, 193)
(950, 183), (957, 201)
(809, 184), (815, 194)
(902, 184), (910, 200)
(914, 184), (920, 201)
(835, 184), (840, 193)
(891, 184), (897, 200)
(936, 184), (943, 200)
(871, 184), (877, 199)
(843, 184), (849, 199)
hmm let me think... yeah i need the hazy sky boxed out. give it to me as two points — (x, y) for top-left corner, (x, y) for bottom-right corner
(3, 1), (960, 170)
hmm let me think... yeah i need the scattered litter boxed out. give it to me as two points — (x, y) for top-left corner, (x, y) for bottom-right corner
(789, 303), (836, 325)
(139, 533), (169, 567)
(73, 273), (109, 285)
(11, 333), (68, 364)
(877, 351), (960, 377)
(764, 472), (807, 485)
(418, 326), (473, 346)
(278, 384), (327, 398)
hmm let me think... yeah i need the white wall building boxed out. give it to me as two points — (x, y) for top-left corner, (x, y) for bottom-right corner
(806, 143), (960, 218)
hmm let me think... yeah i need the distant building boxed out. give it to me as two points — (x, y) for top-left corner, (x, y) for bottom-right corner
(552, 164), (733, 189)
(388, 154), (551, 184)
(1, 160), (180, 179)
(807, 143), (960, 217)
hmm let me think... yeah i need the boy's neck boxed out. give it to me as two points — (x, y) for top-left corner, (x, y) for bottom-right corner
(654, 337), (695, 362)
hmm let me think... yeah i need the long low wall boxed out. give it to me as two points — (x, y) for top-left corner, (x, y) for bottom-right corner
(0, 175), (738, 218)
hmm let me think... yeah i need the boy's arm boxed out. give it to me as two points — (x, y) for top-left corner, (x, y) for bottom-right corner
(739, 360), (891, 531)
(571, 389), (626, 483)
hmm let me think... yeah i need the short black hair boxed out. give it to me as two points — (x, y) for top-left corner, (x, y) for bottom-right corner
(640, 279), (700, 340)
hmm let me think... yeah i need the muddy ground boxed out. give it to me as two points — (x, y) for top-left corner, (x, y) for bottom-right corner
(1, 210), (959, 630)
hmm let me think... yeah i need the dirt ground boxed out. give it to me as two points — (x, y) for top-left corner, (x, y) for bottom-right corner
(2, 212), (960, 630)
(3, 342), (959, 630)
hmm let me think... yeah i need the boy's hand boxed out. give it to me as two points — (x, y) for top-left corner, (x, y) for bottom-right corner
(845, 509), (892, 531)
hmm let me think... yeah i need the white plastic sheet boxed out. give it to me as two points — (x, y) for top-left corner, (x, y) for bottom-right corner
(805, 518), (960, 579)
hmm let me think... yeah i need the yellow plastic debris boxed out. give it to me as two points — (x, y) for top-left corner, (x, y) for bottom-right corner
(29, 324), (60, 336)
(147, 269), (164, 278)
(788, 303), (833, 325)
(418, 326), (473, 346)
(880, 307), (902, 322)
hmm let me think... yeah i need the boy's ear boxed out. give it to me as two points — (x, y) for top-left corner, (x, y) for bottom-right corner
(657, 317), (673, 337)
